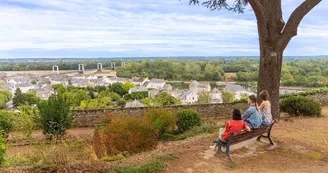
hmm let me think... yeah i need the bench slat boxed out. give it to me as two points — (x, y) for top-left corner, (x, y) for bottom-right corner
(229, 127), (270, 145)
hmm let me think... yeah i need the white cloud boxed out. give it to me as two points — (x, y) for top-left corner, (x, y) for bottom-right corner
(0, 0), (327, 57)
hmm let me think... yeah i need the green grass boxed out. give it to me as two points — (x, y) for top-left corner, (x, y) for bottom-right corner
(110, 153), (178, 173)
(174, 123), (214, 141)
(308, 153), (324, 160)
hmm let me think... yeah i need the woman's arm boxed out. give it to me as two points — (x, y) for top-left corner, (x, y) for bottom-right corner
(259, 102), (266, 110)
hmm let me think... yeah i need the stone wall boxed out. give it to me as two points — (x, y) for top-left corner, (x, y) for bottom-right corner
(72, 92), (328, 127)
(72, 103), (248, 127)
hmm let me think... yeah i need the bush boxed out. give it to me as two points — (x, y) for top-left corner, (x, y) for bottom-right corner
(0, 110), (15, 138)
(144, 109), (176, 135)
(0, 137), (7, 166)
(280, 96), (321, 116)
(37, 95), (73, 139)
(94, 114), (158, 158)
(176, 109), (201, 133)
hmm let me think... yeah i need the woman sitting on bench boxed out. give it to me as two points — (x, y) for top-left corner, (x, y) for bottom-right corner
(211, 109), (251, 150)
(258, 90), (273, 126)
(242, 95), (262, 129)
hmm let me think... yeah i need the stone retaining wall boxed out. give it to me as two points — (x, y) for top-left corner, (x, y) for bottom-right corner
(72, 92), (328, 127)
(72, 103), (248, 127)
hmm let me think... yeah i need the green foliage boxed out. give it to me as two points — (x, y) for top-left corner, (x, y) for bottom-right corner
(280, 96), (321, 116)
(37, 95), (73, 139)
(129, 91), (149, 100)
(222, 92), (235, 103)
(111, 160), (166, 173)
(144, 109), (176, 135)
(93, 114), (158, 158)
(176, 109), (201, 133)
(0, 110), (15, 138)
(154, 92), (180, 106)
(111, 153), (177, 173)
(0, 137), (7, 166)
(13, 89), (40, 107)
(109, 83), (126, 96)
(109, 92), (121, 101)
(0, 89), (11, 108)
(174, 123), (214, 140)
(73, 89), (91, 106)
(31, 80), (37, 85)
(197, 91), (211, 104)
(122, 82), (134, 95)
(139, 97), (152, 106)
(12, 105), (37, 140)
(13, 88), (24, 107)
(117, 99), (127, 108)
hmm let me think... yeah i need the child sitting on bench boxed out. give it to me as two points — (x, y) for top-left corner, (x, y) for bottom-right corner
(210, 109), (251, 150)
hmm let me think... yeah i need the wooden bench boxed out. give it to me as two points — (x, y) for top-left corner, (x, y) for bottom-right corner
(213, 121), (275, 163)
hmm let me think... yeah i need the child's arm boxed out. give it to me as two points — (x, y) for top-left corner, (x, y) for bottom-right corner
(245, 126), (251, 132)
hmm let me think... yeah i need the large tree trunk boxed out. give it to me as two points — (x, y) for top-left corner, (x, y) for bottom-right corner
(257, 45), (283, 120)
(249, 0), (321, 120)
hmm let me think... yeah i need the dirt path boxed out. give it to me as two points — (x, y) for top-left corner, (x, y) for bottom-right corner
(164, 108), (328, 173)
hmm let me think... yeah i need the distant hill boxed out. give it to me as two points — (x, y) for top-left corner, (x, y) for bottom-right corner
(0, 55), (327, 63)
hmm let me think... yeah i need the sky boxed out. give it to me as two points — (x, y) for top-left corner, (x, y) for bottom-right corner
(0, 0), (327, 58)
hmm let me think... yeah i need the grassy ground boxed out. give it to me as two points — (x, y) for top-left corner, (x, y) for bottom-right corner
(3, 108), (328, 172)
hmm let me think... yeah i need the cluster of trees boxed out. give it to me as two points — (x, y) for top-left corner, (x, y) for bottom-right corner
(281, 60), (328, 87)
(116, 59), (225, 81)
(12, 88), (40, 108)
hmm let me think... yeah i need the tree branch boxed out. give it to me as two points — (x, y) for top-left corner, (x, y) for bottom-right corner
(278, 0), (321, 49)
(248, 0), (268, 39)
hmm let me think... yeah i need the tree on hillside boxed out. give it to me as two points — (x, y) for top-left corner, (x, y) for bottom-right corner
(13, 88), (24, 108)
(188, 0), (321, 119)
(197, 91), (211, 104)
(154, 92), (180, 106)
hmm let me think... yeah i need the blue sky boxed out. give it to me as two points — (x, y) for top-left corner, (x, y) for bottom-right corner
(0, 0), (327, 58)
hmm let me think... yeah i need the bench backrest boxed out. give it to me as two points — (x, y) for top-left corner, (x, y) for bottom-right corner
(228, 124), (273, 145)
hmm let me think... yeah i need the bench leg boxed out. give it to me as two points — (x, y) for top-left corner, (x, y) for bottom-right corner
(257, 130), (274, 145)
(225, 146), (234, 163)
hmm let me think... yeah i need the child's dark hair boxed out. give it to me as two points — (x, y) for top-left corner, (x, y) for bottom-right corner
(248, 95), (257, 103)
(232, 109), (242, 120)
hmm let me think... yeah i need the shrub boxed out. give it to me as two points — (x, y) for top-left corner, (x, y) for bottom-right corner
(0, 110), (15, 138)
(144, 109), (176, 135)
(11, 105), (37, 141)
(280, 96), (321, 116)
(0, 137), (7, 166)
(37, 95), (73, 139)
(176, 109), (201, 133)
(94, 114), (158, 158)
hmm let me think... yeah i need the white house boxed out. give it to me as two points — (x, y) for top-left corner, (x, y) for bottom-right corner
(49, 74), (69, 86)
(180, 90), (198, 105)
(189, 80), (211, 93)
(15, 83), (33, 93)
(145, 79), (166, 90)
(71, 79), (90, 87)
(223, 84), (250, 100)
(210, 88), (223, 103)
(131, 77), (149, 86)
(7, 78), (30, 85)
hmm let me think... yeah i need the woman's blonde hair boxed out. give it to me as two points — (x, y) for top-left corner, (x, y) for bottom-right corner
(260, 90), (269, 101)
